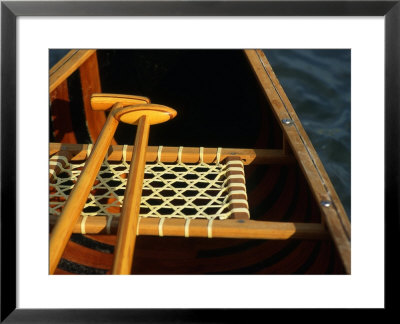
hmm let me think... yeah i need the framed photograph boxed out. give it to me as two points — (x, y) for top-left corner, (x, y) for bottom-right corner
(1, 0), (398, 321)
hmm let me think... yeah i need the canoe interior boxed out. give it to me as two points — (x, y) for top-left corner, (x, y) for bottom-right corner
(51, 50), (281, 149)
(50, 49), (346, 274)
(55, 163), (345, 274)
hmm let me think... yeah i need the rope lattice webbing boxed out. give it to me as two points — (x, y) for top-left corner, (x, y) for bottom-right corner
(49, 146), (249, 227)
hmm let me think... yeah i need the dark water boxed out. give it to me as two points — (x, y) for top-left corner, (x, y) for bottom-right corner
(264, 50), (351, 219)
(50, 49), (351, 219)
(49, 49), (70, 68)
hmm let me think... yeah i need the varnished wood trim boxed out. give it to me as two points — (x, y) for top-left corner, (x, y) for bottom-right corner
(79, 52), (117, 144)
(245, 49), (351, 273)
(91, 93), (151, 111)
(49, 143), (296, 165)
(49, 49), (96, 93)
(112, 115), (150, 275)
(49, 215), (329, 241)
(49, 105), (121, 274)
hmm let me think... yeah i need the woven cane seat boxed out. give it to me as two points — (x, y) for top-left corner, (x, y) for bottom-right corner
(50, 145), (250, 236)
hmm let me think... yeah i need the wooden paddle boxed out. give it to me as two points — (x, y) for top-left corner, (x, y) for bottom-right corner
(49, 93), (177, 275)
(110, 104), (177, 274)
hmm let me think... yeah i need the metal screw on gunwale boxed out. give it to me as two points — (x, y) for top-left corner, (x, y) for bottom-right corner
(282, 118), (294, 125)
(321, 200), (332, 208)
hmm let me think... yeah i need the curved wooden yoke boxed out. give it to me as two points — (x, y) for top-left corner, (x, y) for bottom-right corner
(49, 93), (177, 275)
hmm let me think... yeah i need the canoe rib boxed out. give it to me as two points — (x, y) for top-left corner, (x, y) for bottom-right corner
(245, 49), (351, 274)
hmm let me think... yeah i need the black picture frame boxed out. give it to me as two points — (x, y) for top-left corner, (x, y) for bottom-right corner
(1, 0), (398, 322)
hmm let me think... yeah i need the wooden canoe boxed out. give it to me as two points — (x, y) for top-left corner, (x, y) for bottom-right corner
(49, 49), (350, 274)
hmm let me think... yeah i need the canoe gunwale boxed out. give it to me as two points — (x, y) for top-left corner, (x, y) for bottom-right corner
(244, 49), (350, 274)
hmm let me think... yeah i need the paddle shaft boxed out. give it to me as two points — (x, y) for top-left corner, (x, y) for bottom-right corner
(49, 105), (120, 274)
(49, 94), (176, 274)
(111, 115), (150, 274)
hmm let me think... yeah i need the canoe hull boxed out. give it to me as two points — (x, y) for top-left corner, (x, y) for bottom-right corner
(49, 49), (350, 274)
(56, 235), (345, 275)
